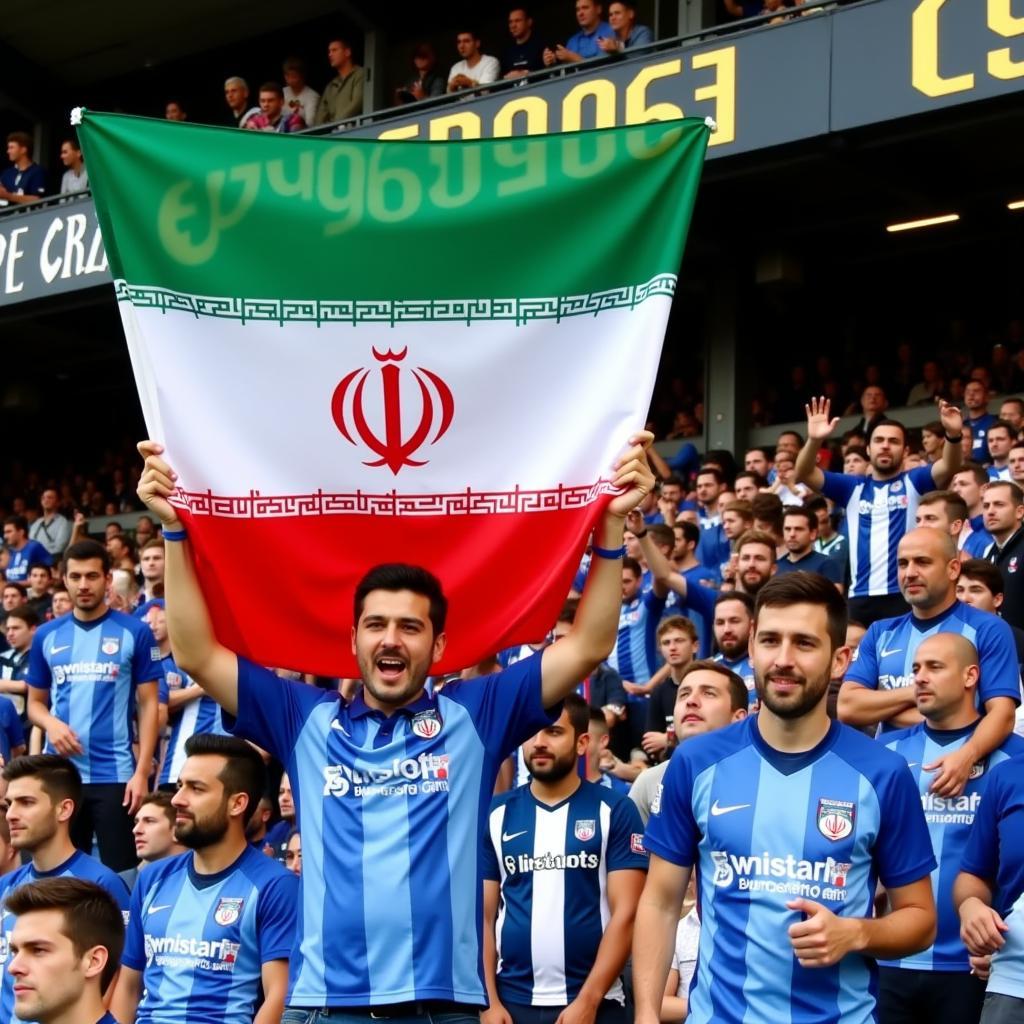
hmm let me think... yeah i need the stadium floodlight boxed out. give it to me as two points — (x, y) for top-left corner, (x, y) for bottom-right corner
(1008, 200), (1024, 211)
(885, 214), (960, 233)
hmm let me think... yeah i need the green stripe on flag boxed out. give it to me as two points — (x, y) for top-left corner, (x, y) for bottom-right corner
(78, 114), (709, 303)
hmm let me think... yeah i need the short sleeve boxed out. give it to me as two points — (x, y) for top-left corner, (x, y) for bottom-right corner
(157, 671), (169, 705)
(481, 806), (502, 882)
(961, 768), (1003, 883)
(874, 763), (937, 889)
(256, 870), (299, 962)
(26, 632), (52, 690)
(606, 797), (649, 872)
(600, 666), (627, 709)
(121, 876), (149, 969)
(443, 655), (556, 760)
(29, 542), (52, 567)
(818, 557), (842, 585)
(3, 703), (24, 750)
(643, 589), (668, 619)
(131, 621), (161, 683)
(643, 749), (700, 867)
(225, 657), (331, 762)
(976, 616), (1023, 706)
(907, 464), (939, 495)
(819, 471), (858, 505)
(844, 621), (881, 689)
(682, 578), (716, 621)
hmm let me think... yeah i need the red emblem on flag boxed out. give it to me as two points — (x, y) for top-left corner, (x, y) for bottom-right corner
(331, 347), (455, 475)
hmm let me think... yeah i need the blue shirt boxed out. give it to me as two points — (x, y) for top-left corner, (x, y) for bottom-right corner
(663, 566), (718, 658)
(0, 697), (24, 762)
(776, 550), (843, 584)
(27, 609), (161, 783)
(845, 601), (1022, 732)
(820, 466), (937, 598)
(711, 653), (756, 706)
(0, 851), (130, 1024)
(225, 653), (556, 1007)
(967, 413), (997, 463)
(962, 515), (994, 558)
(0, 163), (46, 200)
(608, 591), (666, 686)
(3, 540), (51, 583)
(961, 755), (1024, 998)
(483, 781), (647, 1006)
(565, 21), (616, 58)
(645, 718), (935, 1024)
(696, 523), (729, 574)
(158, 656), (228, 787)
(882, 721), (1024, 972)
(264, 819), (293, 860)
(123, 847), (298, 1024)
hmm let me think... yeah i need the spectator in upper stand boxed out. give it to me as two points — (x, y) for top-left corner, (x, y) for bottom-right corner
(264, 772), (295, 861)
(1010, 442), (1024, 490)
(693, 467), (729, 571)
(749, 493), (784, 554)
(0, 132), (46, 207)
(57, 139), (87, 195)
(743, 447), (773, 479)
(543, 0), (615, 64)
(3, 516), (52, 585)
(721, 0), (765, 17)
(777, 506), (843, 588)
(964, 379), (996, 463)
(246, 82), (306, 132)
(733, 471), (765, 503)
(721, 500), (753, 555)
(731, 530), (777, 598)
(951, 462), (995, 557)
(223, 77), (260, 129)
(28, 490), (69, 561)
(983, 481), (1024, 630)
(448, 28), (500, 92)
(315, 38), (366, 124)
(0, 584), (26, 636)
(768, 449), (809, 504)
(282, 57), (320, 127)
(137, 539), (164, 606)
(164, 100), (187, 121)
(920, 420), (946, 463)
(907, 360), (945, 406)
(599, 1), (654, 52)
(987, 419), (1015, 481)
(845, 384), (889, 440)
(999, 396), (1024, 436)
(25, 566), (51, 622)
(396, 43), (446, 103)
(502, 8), (546, 78)
(134, 516), (156, 548)
(807, 495), (848, 582)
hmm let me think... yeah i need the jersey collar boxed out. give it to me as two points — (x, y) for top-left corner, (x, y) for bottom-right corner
(910, 599), (961, 632)
(750, 717), (842, 776)
(347, 688), (436, 720)
(923, 718), (981, 746)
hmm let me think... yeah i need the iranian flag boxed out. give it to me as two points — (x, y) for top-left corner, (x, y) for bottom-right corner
(77, 112), (710, 676)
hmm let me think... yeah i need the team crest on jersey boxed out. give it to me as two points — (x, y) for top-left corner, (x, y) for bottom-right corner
(101, 638), (120, 656)
(631, 833), (646, 855)
(969, 762), (985, 780)
(213, 898), (244, 926)
(890, 480), (903, 492)
(1010, 558), (1019, 575)
(574, 819), (596, 841)
(830, 862), (852, 887)
(817, 798), (855, 841)
(411, 709), (442, 739)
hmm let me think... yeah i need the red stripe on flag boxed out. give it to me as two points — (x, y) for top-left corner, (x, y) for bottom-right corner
(180, 498), (609, 677)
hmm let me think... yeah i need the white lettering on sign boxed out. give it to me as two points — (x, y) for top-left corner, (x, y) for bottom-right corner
(0, 227), (28, 294)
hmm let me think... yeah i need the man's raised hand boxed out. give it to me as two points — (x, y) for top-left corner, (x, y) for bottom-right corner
(937, 397), (964, 438)
(608, 432), (656, 518)
(137, 440), (183, 529)
(805, 397), (840, 442)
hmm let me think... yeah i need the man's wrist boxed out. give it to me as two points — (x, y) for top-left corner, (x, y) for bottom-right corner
(847, 916), (869, 954)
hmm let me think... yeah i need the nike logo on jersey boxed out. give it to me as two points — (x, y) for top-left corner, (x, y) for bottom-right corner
(502, 830), (528, 842)
(880, 648), (902, 658)
(330, 720), (350, 736)
(50, 645), (71, 655)
(710, 800), (751, 816)
(906, 763), (919, 769)
(147, 904), (173, 915)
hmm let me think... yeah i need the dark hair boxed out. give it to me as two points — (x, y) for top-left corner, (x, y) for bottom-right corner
(714, 590), (754, 616)
(2, 582), (26, 598)
(921, 420), (944, 437)
(139, 790), (177, 828)
(455, 27), (481, 39)
(562, 692), (590, 737)
(329, 36), (353, 49)
(622, 556), (642, 578)
(868, 418), (907, 444)
(988, 419), (1015, 437)
(958, 558), (1005, 597)
(844, 445), (869, 462)
(4, 604), (38, 628)
(696, 465), (725, 486)
(588, 706), (610, 736)
(648, 524), (674, 552)
(5, 878), (125, 990)
(61, 138), (82, 152)
(755, 572), (847, 651)
(6, 132), (31, 150)
(1002, 397), (1024, 414)
(183, 734), (267, 824)
(662, 474), (684, 489)
(3, 755), (82, 811)
(750, 494), (783, 534)
(3, 515), (28, 536)
(657, 615), (698, 642)
(955, 462), (990, 487)
(677, 659), (748, 713)
(63, 539), (111, 574)
(354, 564), (448, 636)
(674, 520), (700, 546)
(259, 80), (284, 97)
(777, 430), (804, 446)
(282, 56), (307, 74)
(735, 470), (767, 489)
(918, 490), (968, 522)
(804, 495), (828, 515)
(556, 598), (579, 625)
(985, 480), (1024, 506)
(782, 505), (816, 531)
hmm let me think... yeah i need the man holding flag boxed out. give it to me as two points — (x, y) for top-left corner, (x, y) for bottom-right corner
(137, 430), (655, 1024)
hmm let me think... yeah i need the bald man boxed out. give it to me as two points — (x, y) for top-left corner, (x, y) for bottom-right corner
(839, 528), (1019, 794)
(879, 634), (1024, 1024)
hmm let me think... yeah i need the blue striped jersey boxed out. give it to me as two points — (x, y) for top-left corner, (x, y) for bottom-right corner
(226, 652), (555, 1007)
(845, 601), (1022, 732)
(499, 645), (545, 670)
(711, 653), (756, 706)
(123, 847), (298, 1024)
(967, 413), (996, 462)
(158, 656), (228, 787)
(820, 466), (937, 598)
(961, 519), (994, 558)
(3, 540), (51, 583)
(27, 609), (161, 782)
(961, 754), (1024, 998)
(881, 721), (1024, 971)
(0, 698), (23, 762)
(644, 717), (935, 1024)
(483, 781), (647, 1006)
(989, 465), (1012, 481)
(607, 591), (665, 685)
(664, 566), (718, 658)
(0, 851), (130, 1024)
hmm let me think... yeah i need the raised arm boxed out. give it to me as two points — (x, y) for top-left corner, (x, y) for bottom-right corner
(136, 441), (239, 716)
(794, 397), (839, 492)
(930, 398), (965, 487)
(541, 433), (655, 708)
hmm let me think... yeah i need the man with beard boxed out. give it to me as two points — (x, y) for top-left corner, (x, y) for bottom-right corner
(796, 397), (964, 625)
(481, 695), (647, 1024)
(839, 528), (1019, 774)
(0, 756), (129, 1024)
(732, 531), (778, 597)
(635, 573), (938, 1024)
(710, 592), (755, 703)
(111, 734), (297, 1024)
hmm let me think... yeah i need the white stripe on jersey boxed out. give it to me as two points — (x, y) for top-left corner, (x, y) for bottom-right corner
(531, 804), (569, 1004)
(597, 801), (625, 1004)
(168, 698), (201, 783)
(490, 803), (511, 975)
(868, 482), (891, 596)
(846, 489), (861, 597)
